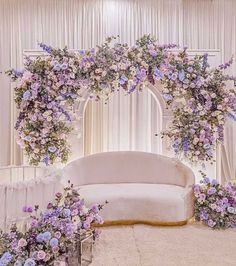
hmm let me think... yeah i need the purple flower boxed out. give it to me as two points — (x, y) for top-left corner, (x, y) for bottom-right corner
(36, 233), (44, 243)
(211, 179), (218, 186)
(48, 146), (57, 153)
(203, 177), (210, 184)
(200, 211), (208, 221)
(53, 64), (61, 71)
(207, 219), (216, 228)
(227, 207), (235, 214)
(23, 90), (31, 100)
(170, 73), (178, 81)
(24, 258), (36, 266)
(178, 70), (185, 81)
(39, 42), (53, 54)
(22, 205), (33, 213)
(61, 63), (68, 70)
(154, 67), (164, 79)
(31, 219), (38, 227)
(0, 252), (13, 265)
(63, 208), (71, 217)
(50, 238), (59, 247)
(149, 50), (157, 57)
(91, 204), (99, 214)
(43, 231), (52, 241)
(83, 221), (91, 230)
(207, 187), (216, 195)
(198, 193), (206, 202)
(222, 197), (228, 204)
(119, 74), (128, 85)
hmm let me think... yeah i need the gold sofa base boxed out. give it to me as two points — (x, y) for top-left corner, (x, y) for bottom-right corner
(94, 219), (188, 227)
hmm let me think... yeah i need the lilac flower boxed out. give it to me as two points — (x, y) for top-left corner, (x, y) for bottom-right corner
(200, 211), (208, 221)
(154, 67), (164, 79)
(39, 42), (53, 54)
(43, 155), (49, 166)
(149, 50), (157, 57)
(24, 258), (36, 266)
(162, 94), (173, 101)
(91, 204), (99, 214)
(42, 231), (52, 241)
(83, 221), (91, 230)
(79, 50), (86, 55)
(170, 73), (178, 81)
(61, 63), (68, 70)
(203, 177), (210, 184)
(53, 64), (61, 71)
(63, 208), (71, 217)
(31, 219), (38, 227)
(178, 70), (185, 81)
(207, 219), (216, 228)
(187, 67), (193, 73)
(119, 74), (128, 85)
(23, 90), (31, 100)
(211, 179), (218, 186)
(183, 141), (189, 152)
(14, 69), (24, 77)
(36, 233), (44, 243)
(202, 53), (209, 69)
(222, 197), (228, 204)
(207, 187), (216, 195)
(227, 207), (235, 214)
(198, 193), (206, 203)
(0, 252), (13, 265)
(50, 238), (59, 247)
(22, 205), (33, 213)
(48, 146), (57, 153)
(14, 260), (23, 266)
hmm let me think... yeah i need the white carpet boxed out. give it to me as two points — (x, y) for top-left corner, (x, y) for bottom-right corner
(91, 223), (236, 266)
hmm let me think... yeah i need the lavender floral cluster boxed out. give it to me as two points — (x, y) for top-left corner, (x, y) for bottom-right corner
(0, 183), (105, 265)
(6, 35), (236, 165)
(161, 51), (236, 163)
(194, 177), (236, 229)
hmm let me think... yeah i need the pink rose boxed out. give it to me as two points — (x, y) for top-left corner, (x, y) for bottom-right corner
(71, 209), (78, 216)
(18, 238), (27, 248)
(54, 231), (62, 239)
(44, 254), (51, 262)
(52, 246), (59, 253)
(37, 250), (46, 260)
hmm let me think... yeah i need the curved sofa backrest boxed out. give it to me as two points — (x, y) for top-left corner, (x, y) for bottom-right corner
(63, 151), (195, 187)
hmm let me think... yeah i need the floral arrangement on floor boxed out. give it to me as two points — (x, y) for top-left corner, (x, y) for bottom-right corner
(194, 176), (236, 229)
(0, 183), (104, 265)
(6, 35), (236, 165)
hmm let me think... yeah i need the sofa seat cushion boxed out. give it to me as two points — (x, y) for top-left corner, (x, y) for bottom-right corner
(77, 183), (193, 223)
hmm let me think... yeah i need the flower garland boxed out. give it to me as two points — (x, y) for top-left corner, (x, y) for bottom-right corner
(0, 183), (105, 265)
(194, 176), (236, 229)
(7, 35), (236, 165)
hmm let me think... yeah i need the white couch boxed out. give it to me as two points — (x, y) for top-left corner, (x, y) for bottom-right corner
(63, 151), (195, 226)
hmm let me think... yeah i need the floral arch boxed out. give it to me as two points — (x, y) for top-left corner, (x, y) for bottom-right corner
(7, 35), (236, 166)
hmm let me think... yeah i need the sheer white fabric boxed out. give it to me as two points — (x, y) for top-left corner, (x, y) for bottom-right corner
(0, 0), (236, 181)
(0, 166), (63, 231)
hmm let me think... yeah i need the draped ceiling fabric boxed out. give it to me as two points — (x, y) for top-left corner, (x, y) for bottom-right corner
(0, 0), (236, 182)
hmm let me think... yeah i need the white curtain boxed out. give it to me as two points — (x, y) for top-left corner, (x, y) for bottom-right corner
(84, 88), (161, 155)
(0, 0), (236, 182)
